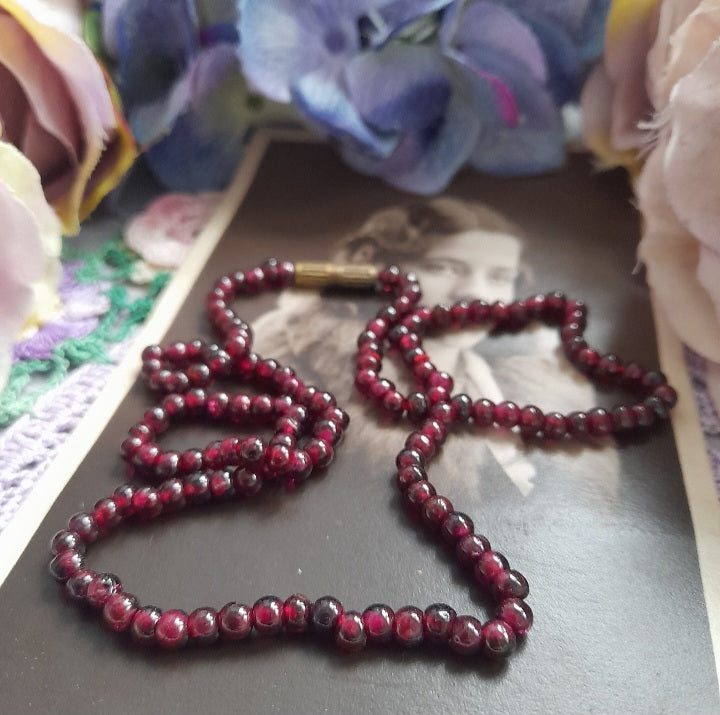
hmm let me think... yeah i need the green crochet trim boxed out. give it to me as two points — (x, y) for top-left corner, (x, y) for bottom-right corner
(0, 238), (170, 427)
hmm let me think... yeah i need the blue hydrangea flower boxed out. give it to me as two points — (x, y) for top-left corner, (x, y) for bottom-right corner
(240, 0), (610, 193)
(102, 0), (255, 191)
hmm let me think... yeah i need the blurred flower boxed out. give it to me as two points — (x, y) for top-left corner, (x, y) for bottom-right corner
(124, 191), (222, 268)
(240, 0), (609, 193)
(0, 0), (136, 234)
(0, 143), (62, 391)
(581, 0), (720, 361)
(101, 0), (290, 191)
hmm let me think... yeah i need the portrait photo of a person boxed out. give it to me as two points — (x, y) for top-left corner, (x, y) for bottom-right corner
(253, 197), (619, 501)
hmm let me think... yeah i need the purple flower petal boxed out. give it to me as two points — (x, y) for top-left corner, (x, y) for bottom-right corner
(345, 43), (451, 132)
(360, 0), (454, 46)
(499, 0), (592, 36)
(240, 0), (375, 102)
(577, 0), (612, 61)
(440, 1), (547, 85)
(143, 46), (250, 190)
(341, 61), (482, 194)
(111, 0), (198, 109)
(291, 71), (397, 158)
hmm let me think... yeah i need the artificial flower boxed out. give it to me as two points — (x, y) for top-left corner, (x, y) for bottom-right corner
(0, 143), (62, 391)
(0, 0), (136, 234)
(240, 0), (610, 193)
(101, 0), (287, 191)
(581, 0), (720, 361)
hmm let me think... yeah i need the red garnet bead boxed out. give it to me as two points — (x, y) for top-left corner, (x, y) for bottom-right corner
(86, 573), (122, 609)
(253, 596), (284, 637)
(362, 604), (395, 643)
(188, 607), (219, 645)
(543, 412), (567, 440)
(67, 512), (99, 544)
(393, 606), (424, 647)
(50, 529), (85, 556)
(404, 480), (436, 512)
(103, 593), (139, 632)
(423, 603), (456, 644)
(155, 609), (189, 649)
(587, 407), (613, 437)
(474, 551), (509, 588)
(440, 512), (474, 545)
(421, 495), (454, 530)
(283, 594), (312, 633)
(492, 570), (530, 600)
(65, 569), (96, 602)
(497, 598), (534, 637)
(131, 606), (161, 645)
(481, 619), (517, 659)
(456, 533), (491, 567)
(218, 602), (253, 640)
(494, 401), (520, 429)
(311, 596), (343, 636)
(449, 615), (484, 655)
(335, 611), (367, 652)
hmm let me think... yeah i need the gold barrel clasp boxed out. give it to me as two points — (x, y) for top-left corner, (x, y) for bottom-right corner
(294, 262), (378, 289)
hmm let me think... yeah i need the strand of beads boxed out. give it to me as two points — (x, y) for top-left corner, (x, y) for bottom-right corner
(354, 284), (677, 438)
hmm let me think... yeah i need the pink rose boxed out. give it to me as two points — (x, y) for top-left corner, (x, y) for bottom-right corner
(581, 0), (720, 361)
(0, 0), (136, 234)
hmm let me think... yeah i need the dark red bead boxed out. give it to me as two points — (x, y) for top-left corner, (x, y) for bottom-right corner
(178, 449), (203, 474)
(566, 411), (589, 438)
(611, 404), (638, 431)
(67, 512), (98, 544)
(641, 370), (667, 392)
(490, 300), (510, 324)
(253, 596), (284, 637)
(596, 354), (623, 382)
(426, 386), (450, 406)
(266, 444), (292, 474)
(283, 594), (311, 633)
(311, 596), (343, 636)
(455, 533), (491, 567)
(92, 498), (121, 532)
(103, 593), (139, 632)
(132, 487), (162, 518)
(143, 407), (168, 433)
(404, 480), (436, 512)
(87, 573), (122, 609)
(206, 391), (229, 419)
(441, 512), (474, 545)
(183, 472), (210, 503)
(218, 602), (253, 640)
(519, 405), (545, 436)
(587, 407), (613, 437)
(305, 438), (333, 469)
(421, 418), (447, 445)
(492, 570), (530, 601)
(185, 388), (207, 413)
(423, 603), (456, 644)
(49, 550), (84, 582)
(405, 432), (435, 459)
(362, 604), (394, 643)
(563, 336), (587, 360)
(621, 362), (645, 390)
(474, 551), (509, 588)
(239, 436), (264, 464)
(543, 411), (567, 439)
(233, 468), (262, 497)
(381, 390), (405, 419)
(576, 347), (600, 374)
(471, 398), (495, 428)
(645, 395), (670, 419)
(50, 529), (85, 556)
(482, 619), (517, 659)
(288, 450), (313, 484)
(497, 598), (533, 636)
(493, 401), (520, 429)
(131, 606), (161, 645)
(633, 402), (656, 427)
(396, 448), (424, 469)
(468, 299), (490, 323)
(155, 610), (189, 649)
(142, 344), (163, 362)
(209, 470), (234, 499)
(396, 464), (426, 491)
(133, 442), (160, 471)
(393, 606), (424, 647)
(158, 478), (186, 509)
(188, 607), (219, 645)
(449, 615), (483, 655)
(154, 451), (179, 480)
(113, 484), (136, 515)
(65, 569), (95, 601)
(335, 611), (367, 652)
(421, 495), (454, 530)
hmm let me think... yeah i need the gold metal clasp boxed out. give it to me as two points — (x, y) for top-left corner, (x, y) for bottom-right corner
(294, 262), (378, 289)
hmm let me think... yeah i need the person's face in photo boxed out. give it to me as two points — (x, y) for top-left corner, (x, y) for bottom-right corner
(410, 228), (523, 306)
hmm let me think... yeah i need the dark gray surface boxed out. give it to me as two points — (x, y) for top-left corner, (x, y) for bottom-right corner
(0, 142), (716, 714)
